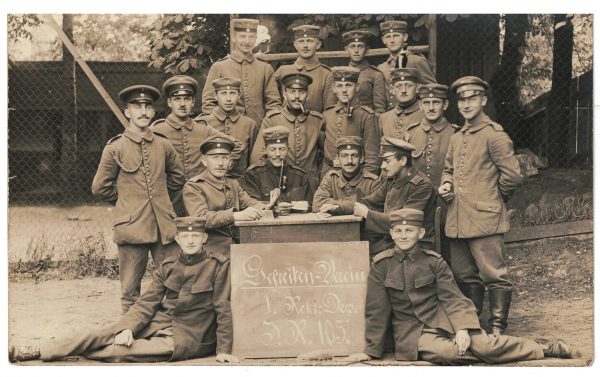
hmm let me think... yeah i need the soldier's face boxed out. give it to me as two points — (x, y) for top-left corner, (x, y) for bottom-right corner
(235, 31), (257, 54)
(390, 224), (425, 251)
(202, 153), (231, 178)
(420, 98), (448, 122)
(216, 89), (239, 112)
(457, 94), (487, 121)
(266, 143), (289, 167)
(393, 81), (418, 106)
(283, 87), (308, 110)
(381, 154), (406, 176)
(333, 81), (357, 104)
(175, 231), (208, 255)
(125, 102), (155, 129)
(345, 42), (367, 63)
(338, 149), (363, 175)
(167, 95), (194, 119)
(294, 37), (321, 59)
(382, 32), (408, 54)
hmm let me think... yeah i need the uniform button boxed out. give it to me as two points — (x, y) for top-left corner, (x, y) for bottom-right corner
(427, 151), (432, 155)
(427, 173), (431, 177)
(428, 137), (433, 141)
(149, 195), (153, 199)
(488, 207), (492, 211)
(426, 166), (431, 170)
(426, 158), (431, 162)
(149, 187), (152, 191)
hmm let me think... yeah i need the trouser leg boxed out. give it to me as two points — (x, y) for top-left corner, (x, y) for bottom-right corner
(417, 332), (479, 365)
(117, 244), (151, 314)
(439, 223), (452, 266)
(84, 335), (174, 363)
(449, 238), (483, 286)
(40, 325), (114, 361)
(469, 331), (544, 363)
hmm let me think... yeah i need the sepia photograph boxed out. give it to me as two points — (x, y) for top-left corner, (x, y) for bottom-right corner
(3, 3), (595, 371)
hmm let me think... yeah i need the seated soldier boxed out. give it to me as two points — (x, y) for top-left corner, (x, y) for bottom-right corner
(241, 125), (312, 205)
(345, 208), (573, 365)
(183, 135), (267, 258)
(9, 217), (239, 364)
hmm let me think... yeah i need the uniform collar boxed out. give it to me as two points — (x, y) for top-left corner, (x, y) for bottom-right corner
(334, 98), (361, 112)
(395, 100), (420, 115)
(420, 117), (450, 132)
(230, 50), (255, 63)
(198, 169), (231, 191)
(178, 250), (206, 266)
(123, 128), (154, 143)
(461, 113), (492, 134)
(350, 60), (369, 71)
(334, 168), (364, 188)
(166, 113), (194, 130)
(267, 160), (287, 173)
(393, 244), (422, 263)
(282, 106), (308, 122)
(214, 107), (241, 122)
(391, 166), (417, 186)
(294, 57), (321, 71)
(385, 47), (408, 64)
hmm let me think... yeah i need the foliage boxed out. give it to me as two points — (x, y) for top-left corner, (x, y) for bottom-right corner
(147, 14), (230, 75)
(7, 14), (42, 41)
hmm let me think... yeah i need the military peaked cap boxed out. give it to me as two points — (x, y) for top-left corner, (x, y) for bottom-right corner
(175, 217), (207, 232)
(418, 83), (449, 100)
(450, 76), (490, 98)
(380, 20), (408, 35)
(332, 66), (360, 83)
(293, 25), (321, 40)
(212, 77), (242, 91)
(389, 208), (424, 226)
(162, 75), (199, 97)
(200, 135), (236, 155)
(118, 85), (160, 104)
(263, 126), (290, 145)
(391, 68), (420, 84)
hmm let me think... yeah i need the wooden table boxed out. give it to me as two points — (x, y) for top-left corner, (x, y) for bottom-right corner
(235, 213), (362, 244)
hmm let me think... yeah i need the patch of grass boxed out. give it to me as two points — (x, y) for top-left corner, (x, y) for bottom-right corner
(510, 194), (593, 227)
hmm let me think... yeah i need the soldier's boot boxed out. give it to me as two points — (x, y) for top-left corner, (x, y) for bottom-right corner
(488, 288), (512, 336)
(458, 283), (485, 316)
(536, 338), (574, 359)
(9, 345), (40, 362)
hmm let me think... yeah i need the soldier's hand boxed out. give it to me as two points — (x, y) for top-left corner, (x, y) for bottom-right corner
(343, 353), (371, 362)
(454, 329), (471, 356)
(114, 329), (134, 347)
(216, 353), (240, 363)
(438, 182), (454, 202)
(319, 203), (339, 214)
(353, 202), (369, 218)
(234, 207), (264, 221)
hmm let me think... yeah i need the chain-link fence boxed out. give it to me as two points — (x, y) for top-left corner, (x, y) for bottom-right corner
(7, 14), (593, 263)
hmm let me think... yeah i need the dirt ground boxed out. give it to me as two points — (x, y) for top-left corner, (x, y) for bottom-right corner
(8, 237), (593, 366)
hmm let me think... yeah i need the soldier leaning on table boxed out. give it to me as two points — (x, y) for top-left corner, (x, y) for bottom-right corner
(91, 85), (185, 314)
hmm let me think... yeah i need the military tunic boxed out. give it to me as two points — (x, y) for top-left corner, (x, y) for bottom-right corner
(312, 169), (381, 215)
(241, 161), (313, 203)
(251, 106), (325, 192)
(196, 107), (259, 176)
(322, 101), (380, 176)
(275, 58), (337, 113)
(377, 51), (436, 109)
(379, 101), (424, 140)
(360, 167), (437, 253)
(182, 170), (262, 257)
(40, 250), (233, 362)
(201, 50), (282, 125)
(350, 60), (387, 116)
(364, 245), (545, 364)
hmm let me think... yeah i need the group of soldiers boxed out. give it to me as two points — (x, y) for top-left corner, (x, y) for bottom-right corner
(9, 18), (574, 365)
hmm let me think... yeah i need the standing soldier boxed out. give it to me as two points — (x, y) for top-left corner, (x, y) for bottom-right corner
(251, 72), (324, 194)
(152, 75), (244, 216)
(242, 126), (312, 204)
(342, 30), (387, 116)
(379, 68), (424, 139)
(439, 76), (522, 336)
(91, 85), (186, 313)
(322, 66), (380, 176)
(201, 18), (281, 126)
(275, 24), (336, 113)
(183, 136), (267, 258)
(406, 83), (460, 263)
(378, 20), (436, 108)
(196, 77), (259, 177)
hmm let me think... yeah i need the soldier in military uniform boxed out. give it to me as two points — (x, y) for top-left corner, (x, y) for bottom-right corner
(183, 136), (267, 258)
(242, 126), (312, 204)
(196, 77), (259, 177)
(353, 137), (437, 256)
(275, 24), (336, 113)
(10, 217), (239, 363)
(151, 75), (244, 216)
(322, 66), (380, 176)
(201, 18), (281, 125)
(91, 85), (186, 313)
(251, 72), (325, 193)
(342, 30), (387, 116)
(406, 83), (460, 263)
(345, 209), (571, 364)
(439, 76), (523, 336)
(379, 68), (424, 139)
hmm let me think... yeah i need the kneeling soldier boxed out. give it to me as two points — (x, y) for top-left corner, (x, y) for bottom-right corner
(345, 209), (572, 365)
(9, 217), (238, 363)
(242, 126), (312, 204)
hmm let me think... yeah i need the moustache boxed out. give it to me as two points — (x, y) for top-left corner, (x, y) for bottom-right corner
(138, 116), (150, 120)
(343, 163), (357, 167)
